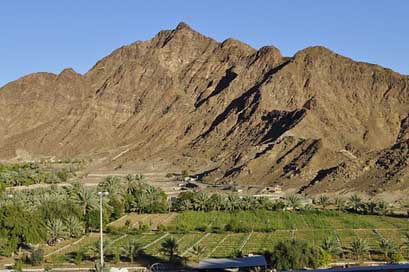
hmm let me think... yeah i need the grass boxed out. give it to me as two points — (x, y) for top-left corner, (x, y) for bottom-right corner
(211, 233), (247, 257)
(47, 210), (409, 265)
(168, 210), (409, 232)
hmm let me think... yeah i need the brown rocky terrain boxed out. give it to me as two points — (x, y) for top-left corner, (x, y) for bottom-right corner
(1, 22), (409, 199)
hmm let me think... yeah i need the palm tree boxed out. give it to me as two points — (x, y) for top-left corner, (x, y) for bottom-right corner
(379, 239), (397, 261)
(161, 237), (179, 261)
(190, 245), (206, 262)
(377, 201), (388, 215)
(321, 236), (342, 257)
(72, 187), (97, 216)
(287, 195), (302, 210)
(64, 216), (83, 237)
(317, 195), (331, 209)
(99, 176), (124, 197)
(365, 201), (377, 215)
(349, 194), (362, 213)
(240, 196), (253, 211)
(208, 194), (223, 211)
(67, 180), (83, 196)
(125, 176), (139, 194)
(130, 193), (148, 214)
(121, 239), (142, 262)
(256, 196), (271, 210)
(144, 185), (162, 211)
(350, 238), (369, 260)
(225, 195), (240, 212)
(84, 239), (115, 260)
(179, 199), (193, 212)
(46, 218), (67, 245)
(194, 192), (209, 211)
(334, 197), (346, 211)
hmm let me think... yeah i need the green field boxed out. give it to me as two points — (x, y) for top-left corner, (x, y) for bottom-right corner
(46, 210), (409, 265)
(167, 210), (409, 232)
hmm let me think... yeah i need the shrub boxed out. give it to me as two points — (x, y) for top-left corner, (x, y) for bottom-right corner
(390, 252), (404, 263)
(138, 223), (150, 232)
(14, 260), (24, 272)
(225, 223), (233, 232)
(74, 250), (84, 265)
(158, 224), (168, 232)
(263, 226), (276, 233)
(195, 225), (208, 232)
(30, 249), (44, 265)
(56, 170), (69, 182)
(176, 223), (189, 233)
(268, 240), (327, 271)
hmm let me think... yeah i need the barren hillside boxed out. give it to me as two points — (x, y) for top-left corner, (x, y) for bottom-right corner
(1, 22), (409, 198)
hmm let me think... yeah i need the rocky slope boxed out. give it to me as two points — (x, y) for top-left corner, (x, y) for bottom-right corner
(1, 22), (409, 198)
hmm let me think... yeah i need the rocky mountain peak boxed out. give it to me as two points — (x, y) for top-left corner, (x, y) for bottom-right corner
(1, 23), (409, 200)
(175, 21), (193, 31)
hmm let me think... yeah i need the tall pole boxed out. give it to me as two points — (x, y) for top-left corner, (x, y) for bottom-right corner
(98, 191), (108, 271)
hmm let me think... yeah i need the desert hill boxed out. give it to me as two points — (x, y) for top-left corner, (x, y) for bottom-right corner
(1, 22), (409, 198)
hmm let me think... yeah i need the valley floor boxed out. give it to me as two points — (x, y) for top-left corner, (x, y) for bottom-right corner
(34, 211), (409, 269)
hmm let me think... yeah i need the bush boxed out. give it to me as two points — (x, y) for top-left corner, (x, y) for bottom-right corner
(109, 197), (125, 220)
(390, 252), (404, 263)
(56, 170), (69, 182)
(14, 260), (24, 272)
(158, 224), (168, 232)
(268, 240), (327, 271)
(30, 249), (44, 265)
(225, 223), (233, 232)
(176, 223), (189, 233)
(74, 251), (84, 265)
(211, 226), (223, 233)
(263, 226), (276, 233)
(195, 225), (208, 232)
(224, 219), (252, 232)
(86, 209), (109, 231)
(138, 223), (150, 232)
(106, 226), (122, 235)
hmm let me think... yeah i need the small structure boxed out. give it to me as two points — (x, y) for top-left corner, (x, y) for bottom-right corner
(196, 255), (267, 271)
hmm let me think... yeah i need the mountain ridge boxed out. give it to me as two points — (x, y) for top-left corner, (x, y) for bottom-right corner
(1, 22), (409, 200)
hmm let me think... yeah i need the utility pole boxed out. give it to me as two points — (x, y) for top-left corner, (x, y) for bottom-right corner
(98, 191), (109, 271)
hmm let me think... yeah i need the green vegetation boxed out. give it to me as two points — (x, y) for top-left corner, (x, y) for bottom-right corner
(167, 210), (409, 232)
(0, 173), (167, 264)
(161, 237), (179, 262)
(0, 162), (80, 190)
(171, 191), (392, 217)
(268, 240), (330, 271)
(1, 170), (409, 269)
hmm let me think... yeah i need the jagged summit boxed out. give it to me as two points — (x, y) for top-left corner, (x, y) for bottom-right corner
(1, 23), (409, 200)
(175, 21), (193, 31)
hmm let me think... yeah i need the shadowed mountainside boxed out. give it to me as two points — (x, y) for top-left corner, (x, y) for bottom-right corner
(1, 22), (409, 198)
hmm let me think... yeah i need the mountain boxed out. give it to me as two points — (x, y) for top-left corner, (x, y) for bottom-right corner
(1, 22), (409, 199)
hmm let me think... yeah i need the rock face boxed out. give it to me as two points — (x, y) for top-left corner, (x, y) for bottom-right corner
(1, 22), (409, 197)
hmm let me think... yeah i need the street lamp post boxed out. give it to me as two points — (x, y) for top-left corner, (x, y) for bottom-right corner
(98, 191), (109, 271)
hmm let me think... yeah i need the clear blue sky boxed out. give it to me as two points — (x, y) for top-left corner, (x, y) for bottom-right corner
(1, 0), (408, 87)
